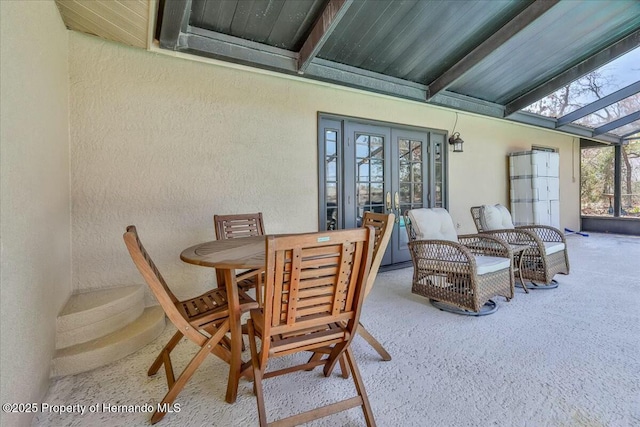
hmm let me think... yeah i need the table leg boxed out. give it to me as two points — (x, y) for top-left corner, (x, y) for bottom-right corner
(223, 268), (243, 403)
(215, 269), (226, 290)
(516, 251), (528, 293)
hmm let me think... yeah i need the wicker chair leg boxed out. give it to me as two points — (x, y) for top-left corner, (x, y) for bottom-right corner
(430, 299), (498, 316)
(525, 280), (559, 289)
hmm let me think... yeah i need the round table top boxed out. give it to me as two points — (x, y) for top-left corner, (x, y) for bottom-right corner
(509, 243), (530, 253)
(180, 235), (266, 269)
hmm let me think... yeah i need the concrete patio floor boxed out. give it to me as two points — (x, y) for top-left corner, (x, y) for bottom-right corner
(34, 233), (640, 427)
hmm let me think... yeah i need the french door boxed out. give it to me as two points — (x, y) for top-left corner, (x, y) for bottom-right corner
(318, 115), (447, 266)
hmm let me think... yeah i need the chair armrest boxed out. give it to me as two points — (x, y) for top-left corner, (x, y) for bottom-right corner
(476, 228), (545, 253)
(408, 239), (476, 274)
(458, 234), (511, 258)
(404, 213), (417, 241)
(516, 225), (566, 243)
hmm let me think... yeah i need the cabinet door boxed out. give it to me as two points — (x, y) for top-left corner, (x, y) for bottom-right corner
(548, 177), (560, 200)
(547, 152), (560, 178)
(549, 200), (560, 228)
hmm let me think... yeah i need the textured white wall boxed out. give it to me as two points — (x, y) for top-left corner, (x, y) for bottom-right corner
(446, 113), (580, 233)
(69, 32), (580, 300)
(0, 1), (71, 426)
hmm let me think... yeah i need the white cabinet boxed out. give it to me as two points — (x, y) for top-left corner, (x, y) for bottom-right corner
(509, 150), (560, 228)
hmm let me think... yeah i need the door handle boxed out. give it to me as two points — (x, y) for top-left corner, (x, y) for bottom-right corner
(386, 192), (392, 211)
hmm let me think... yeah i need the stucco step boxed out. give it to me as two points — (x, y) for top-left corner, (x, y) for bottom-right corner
(56, 285), (144, 349)
(51, 306), (166, 378)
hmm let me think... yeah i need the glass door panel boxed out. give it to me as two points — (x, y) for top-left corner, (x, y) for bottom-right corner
(356, 133), (386, 227)
(325, 130), (339, 230)
(344, 123), (391, 230)
(392, 130), (429, 264)
(319, 118), (342, 231)
(432, 134), (446, 208)
(398, 138), (424, 213)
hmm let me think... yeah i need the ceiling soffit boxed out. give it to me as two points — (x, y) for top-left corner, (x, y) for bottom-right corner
(61, 0), (640, 145)
(55, 0), (150, 49)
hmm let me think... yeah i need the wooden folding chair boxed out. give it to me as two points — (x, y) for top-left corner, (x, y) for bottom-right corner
(309, 212), (395, 372)
(123, 226), (258, 424)
(357, 212), (395, 360)
(247, 228), (377, 427)
(214, 212), (265, 305)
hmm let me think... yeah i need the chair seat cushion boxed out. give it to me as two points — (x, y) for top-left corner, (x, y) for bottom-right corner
(481, 204), (515, 230)
(544, 241), (565, 255)
(407, 208), (458, 242)
(475, 255), (511, 275)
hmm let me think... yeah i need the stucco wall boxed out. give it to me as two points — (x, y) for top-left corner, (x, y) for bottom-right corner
(0, 1), (71, 425)
(69, 32), (579, 300)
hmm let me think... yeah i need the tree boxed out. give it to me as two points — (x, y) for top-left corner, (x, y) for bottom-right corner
(524, 72), (640, 216)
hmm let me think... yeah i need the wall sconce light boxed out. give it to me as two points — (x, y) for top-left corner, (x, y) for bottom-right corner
(449, 112), (464, 152)
(448, 132), (464, 152)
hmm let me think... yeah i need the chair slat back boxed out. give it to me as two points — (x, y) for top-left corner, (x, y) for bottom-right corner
(124, 226), (201, 343)
(361, 212), (394, 298)
(214, 213), (265, 240)
(262, 228), (374, 339)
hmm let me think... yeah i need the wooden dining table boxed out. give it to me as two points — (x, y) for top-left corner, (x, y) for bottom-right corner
(180, 235), (266, 404)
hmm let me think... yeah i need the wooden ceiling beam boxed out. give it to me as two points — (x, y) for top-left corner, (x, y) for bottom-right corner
(426, 0), (559, 100)
(158, 0), (191, 49)
(297, 0), (354, 74)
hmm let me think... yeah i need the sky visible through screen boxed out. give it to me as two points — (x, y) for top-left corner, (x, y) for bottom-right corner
(523, 47), (640, 136)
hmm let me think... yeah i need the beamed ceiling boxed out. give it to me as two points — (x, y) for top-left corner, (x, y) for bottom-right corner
(56, 0), (640, 144)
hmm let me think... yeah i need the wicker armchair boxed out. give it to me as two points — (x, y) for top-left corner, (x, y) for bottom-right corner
(405, 208), (514, 315)
(470, 204), (569, 288)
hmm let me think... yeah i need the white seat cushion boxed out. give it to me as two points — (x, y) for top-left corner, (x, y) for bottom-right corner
(480, 204), (515, 230)
(544, 241), (565, 255)
(407, 208), (458, 242)
(475, 255), (511, 275)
